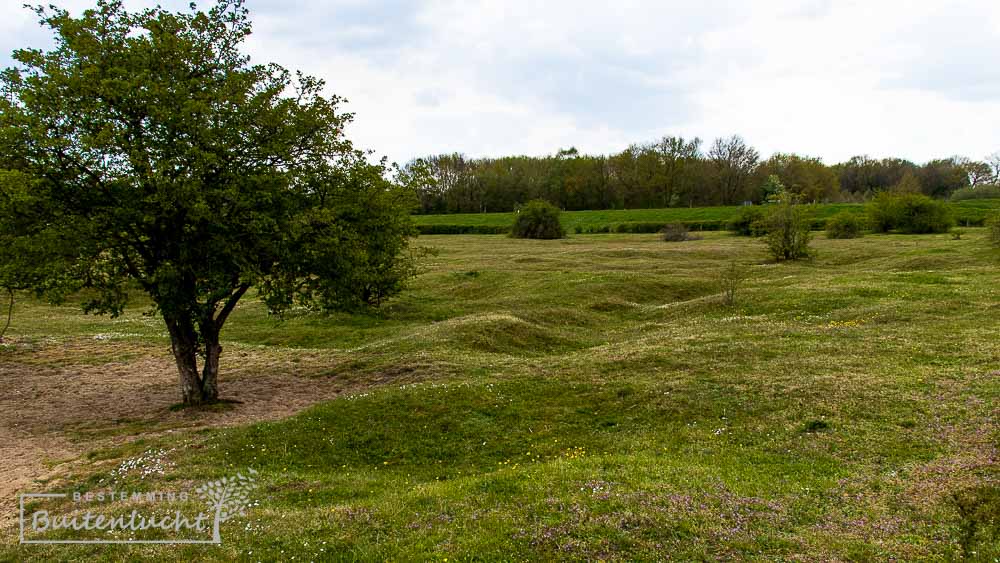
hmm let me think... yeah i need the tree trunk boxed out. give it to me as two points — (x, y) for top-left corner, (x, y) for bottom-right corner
(166, 317), (215, 405)
(200, 326), (221, 403)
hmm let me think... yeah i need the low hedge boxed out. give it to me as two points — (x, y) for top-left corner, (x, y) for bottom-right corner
(416, 224), (510, 235)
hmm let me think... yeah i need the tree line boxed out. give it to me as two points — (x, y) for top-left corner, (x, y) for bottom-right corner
(399, 136), (1000, 214)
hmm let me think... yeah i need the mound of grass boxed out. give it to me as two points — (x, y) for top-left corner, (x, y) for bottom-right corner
(5, 231), (1000, 561)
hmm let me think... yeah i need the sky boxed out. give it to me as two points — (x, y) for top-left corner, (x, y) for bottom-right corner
(2, 0), (1000, 166)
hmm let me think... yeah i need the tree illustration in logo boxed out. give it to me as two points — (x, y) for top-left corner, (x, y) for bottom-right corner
(195, 468), (258, 543)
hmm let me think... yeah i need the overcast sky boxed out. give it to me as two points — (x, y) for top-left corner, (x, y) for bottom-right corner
(3, 1), (999, 165)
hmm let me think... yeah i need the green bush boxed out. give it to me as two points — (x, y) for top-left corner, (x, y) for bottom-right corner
(950, 185), (1000, 201)
(719, 261), (750, 306)
(762, 198), (812, 261)
(867, 192), (954, 234)
(660, 223), (699, 242)
(510, 199), (565, 239)
(988, 214), (1000, 247)
(825, 212), (865, 239)
(613, 222), (669, 234)
(727, 206), (766, 236)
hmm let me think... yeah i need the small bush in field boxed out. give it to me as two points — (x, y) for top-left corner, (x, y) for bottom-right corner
(660, 223), (700, 242)
(720, 261), (750, 306)
(988, 214), (1000, 247)
(762, 196), (813, 261)
(825, 212), (865, 239)
(867, 192), (953, 234)
(728, 206), (766, 236)
(510, 200), (565, 239)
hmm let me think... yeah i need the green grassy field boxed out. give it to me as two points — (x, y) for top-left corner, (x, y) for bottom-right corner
(413, 199), (1000, 234)
(2, 230), (999, 560)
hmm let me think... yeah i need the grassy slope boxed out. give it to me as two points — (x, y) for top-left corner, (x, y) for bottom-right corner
(3, 231), (1000, 561)
(412, 199), (1000, 232)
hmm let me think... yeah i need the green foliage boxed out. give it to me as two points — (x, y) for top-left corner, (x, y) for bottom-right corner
(2, 233), (999, 560)
(510, 200), (565, 239)
(0, 0), (417, 403)
(660, 223), (698, 242)
(952, 486), (1000, 560)
(719, 261), (750, 306)
(825, 212), (865, 239)
(867, 192), (954, 234)
(988, 214), (1000, 247)
(761, 174), (787, 203)
(727, 206), (767, 236)
(950, 185), (1000, 201)
(762, 196), (813, 261)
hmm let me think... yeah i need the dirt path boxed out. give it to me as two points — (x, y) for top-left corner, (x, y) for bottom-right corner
(0, 338), (369, 528)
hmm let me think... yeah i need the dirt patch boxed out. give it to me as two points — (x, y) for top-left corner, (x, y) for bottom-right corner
(0, 338), (425, 528)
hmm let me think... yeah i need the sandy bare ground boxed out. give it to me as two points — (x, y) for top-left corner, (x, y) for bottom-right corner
(0, 337), (399, 528)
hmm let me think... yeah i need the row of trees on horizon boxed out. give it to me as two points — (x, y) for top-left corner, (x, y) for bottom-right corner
(399, 136), (1000, 214)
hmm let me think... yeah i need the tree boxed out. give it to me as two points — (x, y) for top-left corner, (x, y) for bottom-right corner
(0, 1), (418, 405)
(891, 170), (923, 194)
(956, 157), (994, 187)
(987, 153), (1000, 185)
(708, 135), (759, 205)
(756, 154), (840, 203)
(917, 158), (969, 198)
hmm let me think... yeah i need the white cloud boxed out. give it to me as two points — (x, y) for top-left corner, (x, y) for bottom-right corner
(2, 0), (999, 164)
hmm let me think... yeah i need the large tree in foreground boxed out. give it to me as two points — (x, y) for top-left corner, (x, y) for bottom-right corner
(0, 0), (418, 404)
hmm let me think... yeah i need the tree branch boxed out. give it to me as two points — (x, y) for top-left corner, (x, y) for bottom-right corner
(214, 282), (250, 329)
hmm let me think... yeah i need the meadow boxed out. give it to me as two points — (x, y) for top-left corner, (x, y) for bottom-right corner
(413, 199), (1000, 234)
(1, 230), (999, 560)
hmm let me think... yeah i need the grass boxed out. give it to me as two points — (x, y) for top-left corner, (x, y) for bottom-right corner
(412, 199), (1000, 234)
(2, 230), (1000, 560)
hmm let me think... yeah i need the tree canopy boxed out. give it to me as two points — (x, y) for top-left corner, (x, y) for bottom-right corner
(0, 0), (418, 404)
(402, 144), (993, 214)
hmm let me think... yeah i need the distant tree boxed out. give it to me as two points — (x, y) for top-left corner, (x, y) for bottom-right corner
(0, 1), (418, 405)
(835, 156), (918, 196)
(757, 154), (840, 203)
(708, 136), (760, 205)
(987, 153), (1000, 185)
(917, 158), (970, 198)
(761, 174), (786, 204)
(956, 157), (994, 187)
(892, 171), (924, 194)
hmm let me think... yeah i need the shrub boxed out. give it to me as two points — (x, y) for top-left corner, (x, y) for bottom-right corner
(988, 214), (1000, 247)
(719, 261), (750, 306)
(825, 212), (865, 239)
(614, 222), (670, 234)
(728, 206), (766, 236)
(762, 197), (813, 261)
(510, 199), (565, 239)
(660, 223), (700, 242)
(950, 185), (1000, 201)
(867, 192), (954, 234)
